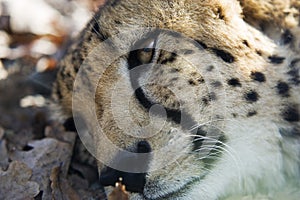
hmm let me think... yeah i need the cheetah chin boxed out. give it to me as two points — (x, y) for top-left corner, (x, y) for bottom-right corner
(51, 0), (300, 199)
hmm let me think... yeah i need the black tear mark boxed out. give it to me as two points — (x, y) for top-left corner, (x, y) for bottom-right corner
(212, 48), (235, 63)
(247, 111), (257, 117)
(276, 81), (290, 97)
(135, 87), (153, 110)
(282, 105), (299, 122)
(281, 29), (293, 45)
(288, 59), (300, 85)
(134, 87), (199, 130)
(268, 55), (285, 64)
(250, 71), (266, 82)
(244, 90), (259, 102)
(227, 78), (241, 87)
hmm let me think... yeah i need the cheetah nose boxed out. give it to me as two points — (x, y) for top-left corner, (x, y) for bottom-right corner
(99, 141), (151, 193)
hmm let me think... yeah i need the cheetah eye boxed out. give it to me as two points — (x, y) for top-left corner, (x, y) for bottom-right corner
(136, 38), (155, 64)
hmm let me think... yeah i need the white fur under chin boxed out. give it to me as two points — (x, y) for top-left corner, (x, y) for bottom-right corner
(186, 118), (300, 200)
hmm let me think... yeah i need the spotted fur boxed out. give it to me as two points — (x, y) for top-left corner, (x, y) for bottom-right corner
(51, 0), (300, 199)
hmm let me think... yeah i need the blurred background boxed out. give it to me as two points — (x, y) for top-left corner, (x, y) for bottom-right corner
(0, 1), (107, 199)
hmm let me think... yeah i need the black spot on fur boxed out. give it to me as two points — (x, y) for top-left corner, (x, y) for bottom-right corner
(244, 90), (259, 102)
(216, 7), (225, 20)
(160, 52), (177, 64)
(268, 55), (285, 64)
(202, 98), (209, 105)
(243, 40), (250, 47)
(212, 48), (235, 63)
(276, 81), (290, 97)
(212, 81), (222, 88)
(256, 50), (262, 56)
(250, 71), (266, 82)
(208, 92), (217, 101)
(282, 105), (299, 122)
(232, 113), (237, 118)
(183, 49), (194, 55)
(188, 79), (197, 86)
(170, 77), (179, 82)
(195, 40), (208, 49)
(288, 59), (300, 85)
(207, 65), (214, 72)
(227, 78), (241, 87)
(281, 29), (293, 45)
(247, 111), (257, 117)
(170, 68), (180, 73)
(197, 78), (205, 83)
(202, 92), (217, 105)
(110, 0), (121, 7)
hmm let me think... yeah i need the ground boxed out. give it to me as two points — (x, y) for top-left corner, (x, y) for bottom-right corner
(0, 0), (107, 199)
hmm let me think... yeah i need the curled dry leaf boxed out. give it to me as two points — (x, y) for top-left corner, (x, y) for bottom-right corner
(10, 136), (76, 199)
(0, 161), (40, 200)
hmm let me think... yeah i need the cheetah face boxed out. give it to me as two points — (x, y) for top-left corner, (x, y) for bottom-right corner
(73, 28), (228, 199)
(53, 0), (300, 199)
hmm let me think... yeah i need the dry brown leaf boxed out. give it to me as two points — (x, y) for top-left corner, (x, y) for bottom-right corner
(0, 161), (40, 200)
(10, 137), (75, 199)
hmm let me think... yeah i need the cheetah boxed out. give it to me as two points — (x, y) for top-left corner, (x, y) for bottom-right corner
(51, 0), (300, 199)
